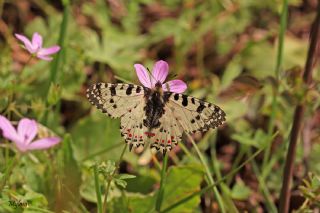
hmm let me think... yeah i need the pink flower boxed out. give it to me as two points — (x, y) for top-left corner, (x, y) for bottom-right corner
(134, 60), (187, 93)
(0, 116), (61, 152)
(15, 32), (60, 61)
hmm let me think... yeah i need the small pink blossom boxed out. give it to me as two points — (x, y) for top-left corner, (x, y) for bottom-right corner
(15, 32), (60, 61)
(134, 60), (187, 93)
(0, 116), (61, 152)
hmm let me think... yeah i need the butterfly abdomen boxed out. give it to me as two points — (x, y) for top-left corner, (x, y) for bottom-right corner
(143, 90), (165, 129)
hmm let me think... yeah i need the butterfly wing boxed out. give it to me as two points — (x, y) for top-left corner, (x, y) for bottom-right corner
(87, 83), (150, 149)
(165, 92), (226, 133)
(147, 92), (225, 155)
(87, 83), (145, 118)
(148, 107), (184, 154)
(119, 100), (150, 151)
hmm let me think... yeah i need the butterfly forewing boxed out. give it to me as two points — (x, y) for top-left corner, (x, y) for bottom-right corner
(87, 83), (144, 118)
(165, 92), (226, 133)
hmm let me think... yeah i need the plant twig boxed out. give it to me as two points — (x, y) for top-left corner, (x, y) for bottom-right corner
(279, 3), (320, 212)
(102, 144), (127, 213)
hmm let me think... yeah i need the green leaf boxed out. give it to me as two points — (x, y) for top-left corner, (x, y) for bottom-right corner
(160, 166), (204, 213)
(116, 174), (136, 180)
(70, 110), (123, 162)
(108, 193), (155, 213)
(114, 179), (127, 189)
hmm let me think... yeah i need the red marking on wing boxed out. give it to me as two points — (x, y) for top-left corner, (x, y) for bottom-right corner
(144, 132), (155, 137)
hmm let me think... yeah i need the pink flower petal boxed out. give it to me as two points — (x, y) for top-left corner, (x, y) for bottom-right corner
(134, 64), (153, 88)
(27, 137), (61, 150)
(152, 60), (168, 84)
(38, 45), (60, 56)
(162, 80), (187, 93)
(0, 115), (21, 143)
(15, 33), (36, 53)
(31, 32), (43, 50)
(36, 54), (53, 61)
(17, 118), (38, 145)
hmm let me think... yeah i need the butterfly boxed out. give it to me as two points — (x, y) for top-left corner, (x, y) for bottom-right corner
(87, 61), (226, 155)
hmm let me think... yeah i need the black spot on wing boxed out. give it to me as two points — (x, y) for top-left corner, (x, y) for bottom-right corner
(136, 86), (141, 93)
(126, 84), (134, 95)
(182, 95), (188, 106)
(174, 94), (179, 101)
(191, 97), (195, 104)
(197, 101), (205, 113)
(110, 84), (116, 96)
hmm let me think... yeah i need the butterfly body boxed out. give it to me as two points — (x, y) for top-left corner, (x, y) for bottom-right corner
(87, 82), (226, 154)
(143, 83), (166, 129)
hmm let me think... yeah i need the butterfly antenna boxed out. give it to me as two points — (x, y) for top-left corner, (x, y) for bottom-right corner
(146, 67), (157, 85)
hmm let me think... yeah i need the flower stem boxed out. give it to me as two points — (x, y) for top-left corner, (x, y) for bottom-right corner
(279, 2), (320, 212)
(102, 144), (127, 213)
(155, 153), (169, 211)
(187, 133), (226, 213)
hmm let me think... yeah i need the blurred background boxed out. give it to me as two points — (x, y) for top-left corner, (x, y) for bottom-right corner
(0, 0), (320, 212)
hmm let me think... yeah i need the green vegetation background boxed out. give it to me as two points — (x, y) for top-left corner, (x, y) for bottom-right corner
(0, 0), (319, 212)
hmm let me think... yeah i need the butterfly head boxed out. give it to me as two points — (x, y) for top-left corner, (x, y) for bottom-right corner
(154, 81), (163, 92)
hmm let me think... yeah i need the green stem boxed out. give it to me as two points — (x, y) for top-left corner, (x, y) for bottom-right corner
(226, 145), (247, 185)
(93, 164), (102, 213)
(102, 144), (127, 213)
(155, 153), (169, 211)
(249, 149), (277, 212)
(262, 0), (288, 170)
(187, 134), (226, 213)
(43, 0), (69, 125)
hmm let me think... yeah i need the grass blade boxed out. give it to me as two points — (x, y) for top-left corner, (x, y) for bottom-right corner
(93, 164), (103, 213)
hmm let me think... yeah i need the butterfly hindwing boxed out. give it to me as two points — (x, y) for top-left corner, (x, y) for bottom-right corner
(87, 83), (144, 118)
(149, 107), (183, 154)
(120, 101), (149, 150)
(165, 92), (226, 133)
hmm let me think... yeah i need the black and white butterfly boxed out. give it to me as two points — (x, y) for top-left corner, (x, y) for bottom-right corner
(86, 82), (226, 155)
